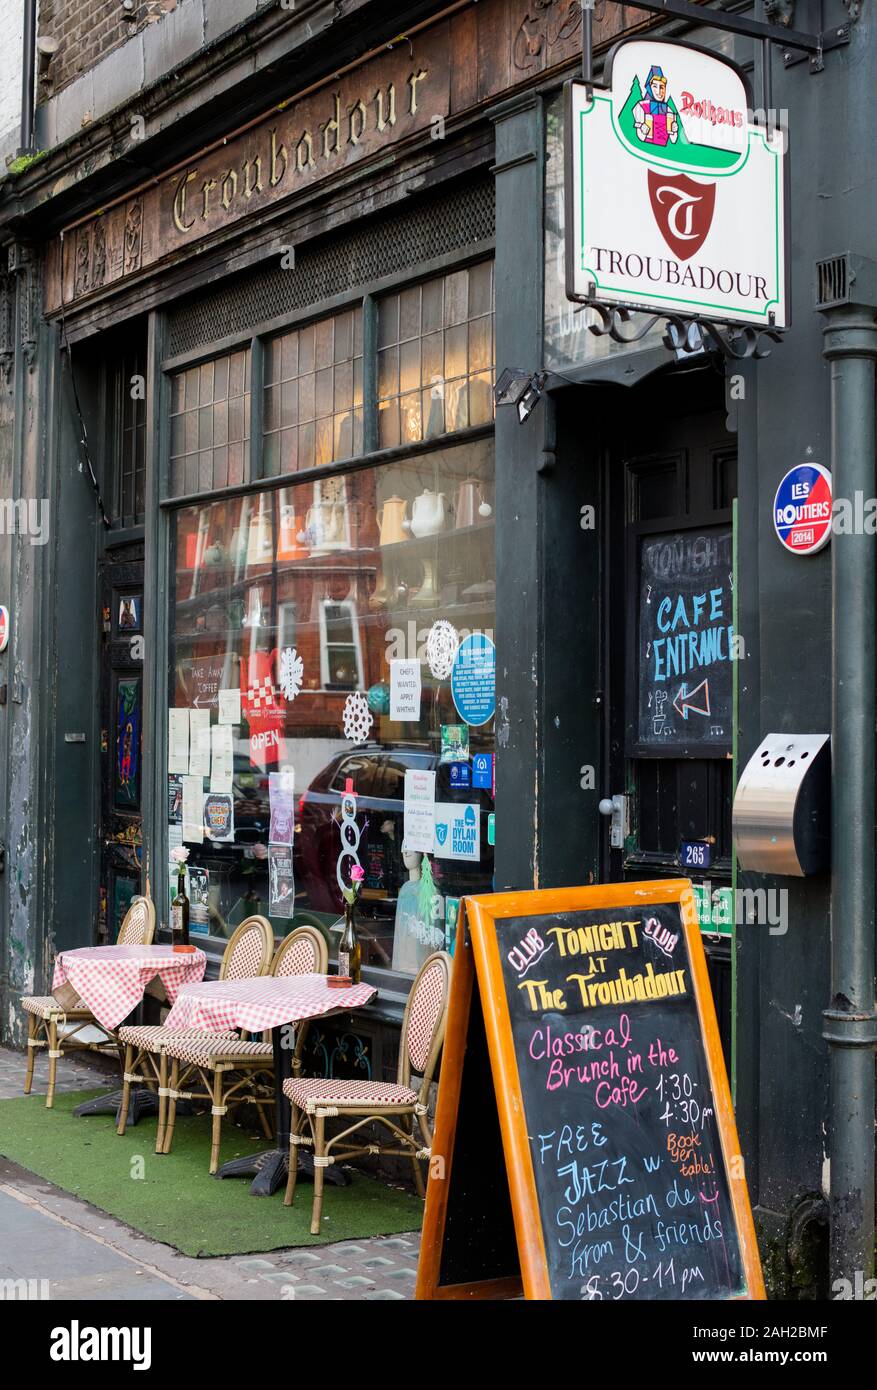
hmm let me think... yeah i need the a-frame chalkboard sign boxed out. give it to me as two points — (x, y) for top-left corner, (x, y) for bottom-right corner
(416, 881), (765, 1301)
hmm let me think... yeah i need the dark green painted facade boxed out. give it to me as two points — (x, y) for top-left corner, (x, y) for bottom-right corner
(0, 0), (873, 1294)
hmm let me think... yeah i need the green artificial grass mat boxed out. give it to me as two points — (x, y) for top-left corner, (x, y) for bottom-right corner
(0, 1089), (422, 1257)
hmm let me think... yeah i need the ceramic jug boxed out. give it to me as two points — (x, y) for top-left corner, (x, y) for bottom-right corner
(409, 490), (447, 539)
(300, 500), (338, 553)
(454, 478), (493, 529)
(277, 502), (307, 561)
(377, 496), (409, 546)
(246, 507), (274, 566)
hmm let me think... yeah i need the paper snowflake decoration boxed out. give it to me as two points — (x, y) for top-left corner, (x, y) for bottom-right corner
(426, 619), (459, 680)
(343, 691), (373, 743)
(278, 647), (304, 702)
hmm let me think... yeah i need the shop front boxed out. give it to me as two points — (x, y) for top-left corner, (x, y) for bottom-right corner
(3, 0), (864, 1289)
(23, 0), (608, 1078)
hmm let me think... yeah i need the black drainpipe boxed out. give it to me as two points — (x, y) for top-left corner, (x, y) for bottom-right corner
(19, 0), (37, 156)
(819, 270), (877, 1287)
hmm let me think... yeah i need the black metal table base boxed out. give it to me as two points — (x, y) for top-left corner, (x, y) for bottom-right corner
(73, 1087), (158, 1125)
(73, 1087), (194, 1126)
(215, 1146), (350, 1196)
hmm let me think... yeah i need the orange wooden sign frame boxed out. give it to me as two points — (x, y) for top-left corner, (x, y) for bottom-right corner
(416, 879), (765, 1301)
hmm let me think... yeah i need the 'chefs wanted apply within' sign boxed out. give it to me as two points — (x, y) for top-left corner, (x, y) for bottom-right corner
(416, 880), (764, 1301)
(566, 38), (789, 329)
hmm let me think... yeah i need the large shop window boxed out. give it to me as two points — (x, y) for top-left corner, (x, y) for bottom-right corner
(168, 437), (496, 974)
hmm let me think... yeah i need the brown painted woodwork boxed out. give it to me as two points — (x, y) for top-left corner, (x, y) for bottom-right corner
(44, 0), (652, 314)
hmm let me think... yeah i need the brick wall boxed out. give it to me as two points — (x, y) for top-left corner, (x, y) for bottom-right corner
(38, 0), (178, 99)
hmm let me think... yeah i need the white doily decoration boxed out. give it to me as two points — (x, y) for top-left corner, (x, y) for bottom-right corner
(426, 619), (459, 680)
(343, 691), (373, 743)
(278, 647), (304, 702)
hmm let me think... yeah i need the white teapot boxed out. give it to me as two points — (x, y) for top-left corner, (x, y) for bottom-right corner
(407, 489), (448, 539)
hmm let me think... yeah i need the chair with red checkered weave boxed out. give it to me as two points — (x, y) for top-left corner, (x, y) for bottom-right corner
(116, 914), (274, 1150)
(21, 897), (157, 1109)
(283, 949), (452, 1234)
(160, 925), (329, 1173)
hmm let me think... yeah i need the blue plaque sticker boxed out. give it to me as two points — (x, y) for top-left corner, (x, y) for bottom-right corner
(472, 752), (493, 790)
(451, 633), (496, 727)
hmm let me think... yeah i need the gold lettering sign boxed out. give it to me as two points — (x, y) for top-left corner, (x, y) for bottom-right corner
(168, 65), (432, 240)
(45, 0), (642, 311)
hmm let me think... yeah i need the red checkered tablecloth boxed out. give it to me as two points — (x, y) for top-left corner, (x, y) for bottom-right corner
(163, 973), (376, 1033)
(52, 945), (207, 1030)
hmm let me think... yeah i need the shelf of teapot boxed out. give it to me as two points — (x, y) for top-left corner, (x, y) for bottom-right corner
(174, 552), (371, 595)
(365, 596), (496, 624)
(375, 517), (495, 554)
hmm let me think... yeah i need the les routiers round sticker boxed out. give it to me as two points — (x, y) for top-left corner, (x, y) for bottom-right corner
(773, 463), (833, 555)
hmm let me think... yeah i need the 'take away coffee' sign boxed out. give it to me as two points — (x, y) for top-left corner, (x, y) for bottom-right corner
(566, 38), (789, 328)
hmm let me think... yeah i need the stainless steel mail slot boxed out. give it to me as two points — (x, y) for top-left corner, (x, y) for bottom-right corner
(733, 734), (831, 877)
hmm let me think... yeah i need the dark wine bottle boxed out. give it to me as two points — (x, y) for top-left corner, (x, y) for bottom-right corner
(338, 902), (361, 983)
(172, 867), (190, 947)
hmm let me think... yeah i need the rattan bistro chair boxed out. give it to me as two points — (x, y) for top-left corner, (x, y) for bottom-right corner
(116, 915), (274, 1150)
(21, 896), (157, 1109)
(161, 925), (329, 1174)
(283, 950), (452, 1235)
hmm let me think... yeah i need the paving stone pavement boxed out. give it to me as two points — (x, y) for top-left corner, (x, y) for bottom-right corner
(0, 1045), (421, 1302)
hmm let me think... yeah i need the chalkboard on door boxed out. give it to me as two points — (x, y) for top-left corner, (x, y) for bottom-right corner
(636, 527), (733, 755)
(416, 881), (764, 1302)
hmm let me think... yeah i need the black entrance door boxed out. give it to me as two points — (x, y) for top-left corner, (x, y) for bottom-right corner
(98, 546), (145, 942)
(602, 369), (737, 1061)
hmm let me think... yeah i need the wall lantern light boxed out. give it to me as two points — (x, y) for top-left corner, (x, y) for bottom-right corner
(494, 368), (547, 424)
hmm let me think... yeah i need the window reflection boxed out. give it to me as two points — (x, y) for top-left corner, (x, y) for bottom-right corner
(170, 349), (251, 496)
(169, 439), (496, 972)
(377, 262), (496, 448)
(263, 307), (363, 475)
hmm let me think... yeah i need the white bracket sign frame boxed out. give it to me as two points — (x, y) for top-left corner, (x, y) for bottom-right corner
(565, 37), (790, 336)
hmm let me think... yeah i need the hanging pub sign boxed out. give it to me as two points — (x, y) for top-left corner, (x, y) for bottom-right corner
(416, 881), (765, 1301)
(566, 38), (789, 329)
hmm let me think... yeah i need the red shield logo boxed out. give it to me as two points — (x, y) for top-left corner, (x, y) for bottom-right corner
(647, 171), (716, 260)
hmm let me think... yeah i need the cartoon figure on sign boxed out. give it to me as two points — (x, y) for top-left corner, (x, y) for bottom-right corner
(634, 66), (679, 147)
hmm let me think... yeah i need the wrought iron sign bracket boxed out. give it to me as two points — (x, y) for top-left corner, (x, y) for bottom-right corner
(579, 0), (850, 85)
(585, 303), (785, 360)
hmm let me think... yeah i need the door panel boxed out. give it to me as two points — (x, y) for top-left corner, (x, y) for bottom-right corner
(602, 372), (736, 1063)
(98, 550), (145, 941)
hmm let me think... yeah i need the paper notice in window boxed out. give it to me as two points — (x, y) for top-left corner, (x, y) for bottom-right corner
(218, 688), (241, 725)
(168, 709), (190, 775)
(210, 723), (234, 793)
(182, 776), (204, 845)
(189, 709), (212, 777)
(269, 771), (296, 846)
(390, 659), (422, 722)
(403, 768), (436, 854)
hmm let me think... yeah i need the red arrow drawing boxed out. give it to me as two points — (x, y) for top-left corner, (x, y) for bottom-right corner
(673, 678), (711, 720)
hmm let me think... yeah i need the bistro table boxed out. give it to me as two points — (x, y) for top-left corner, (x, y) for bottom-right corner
(52, 944), (207, 1123)
(164, 973), (377, 1196)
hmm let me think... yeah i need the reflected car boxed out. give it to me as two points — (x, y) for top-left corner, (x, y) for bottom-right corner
(294, 743), (494, 916)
